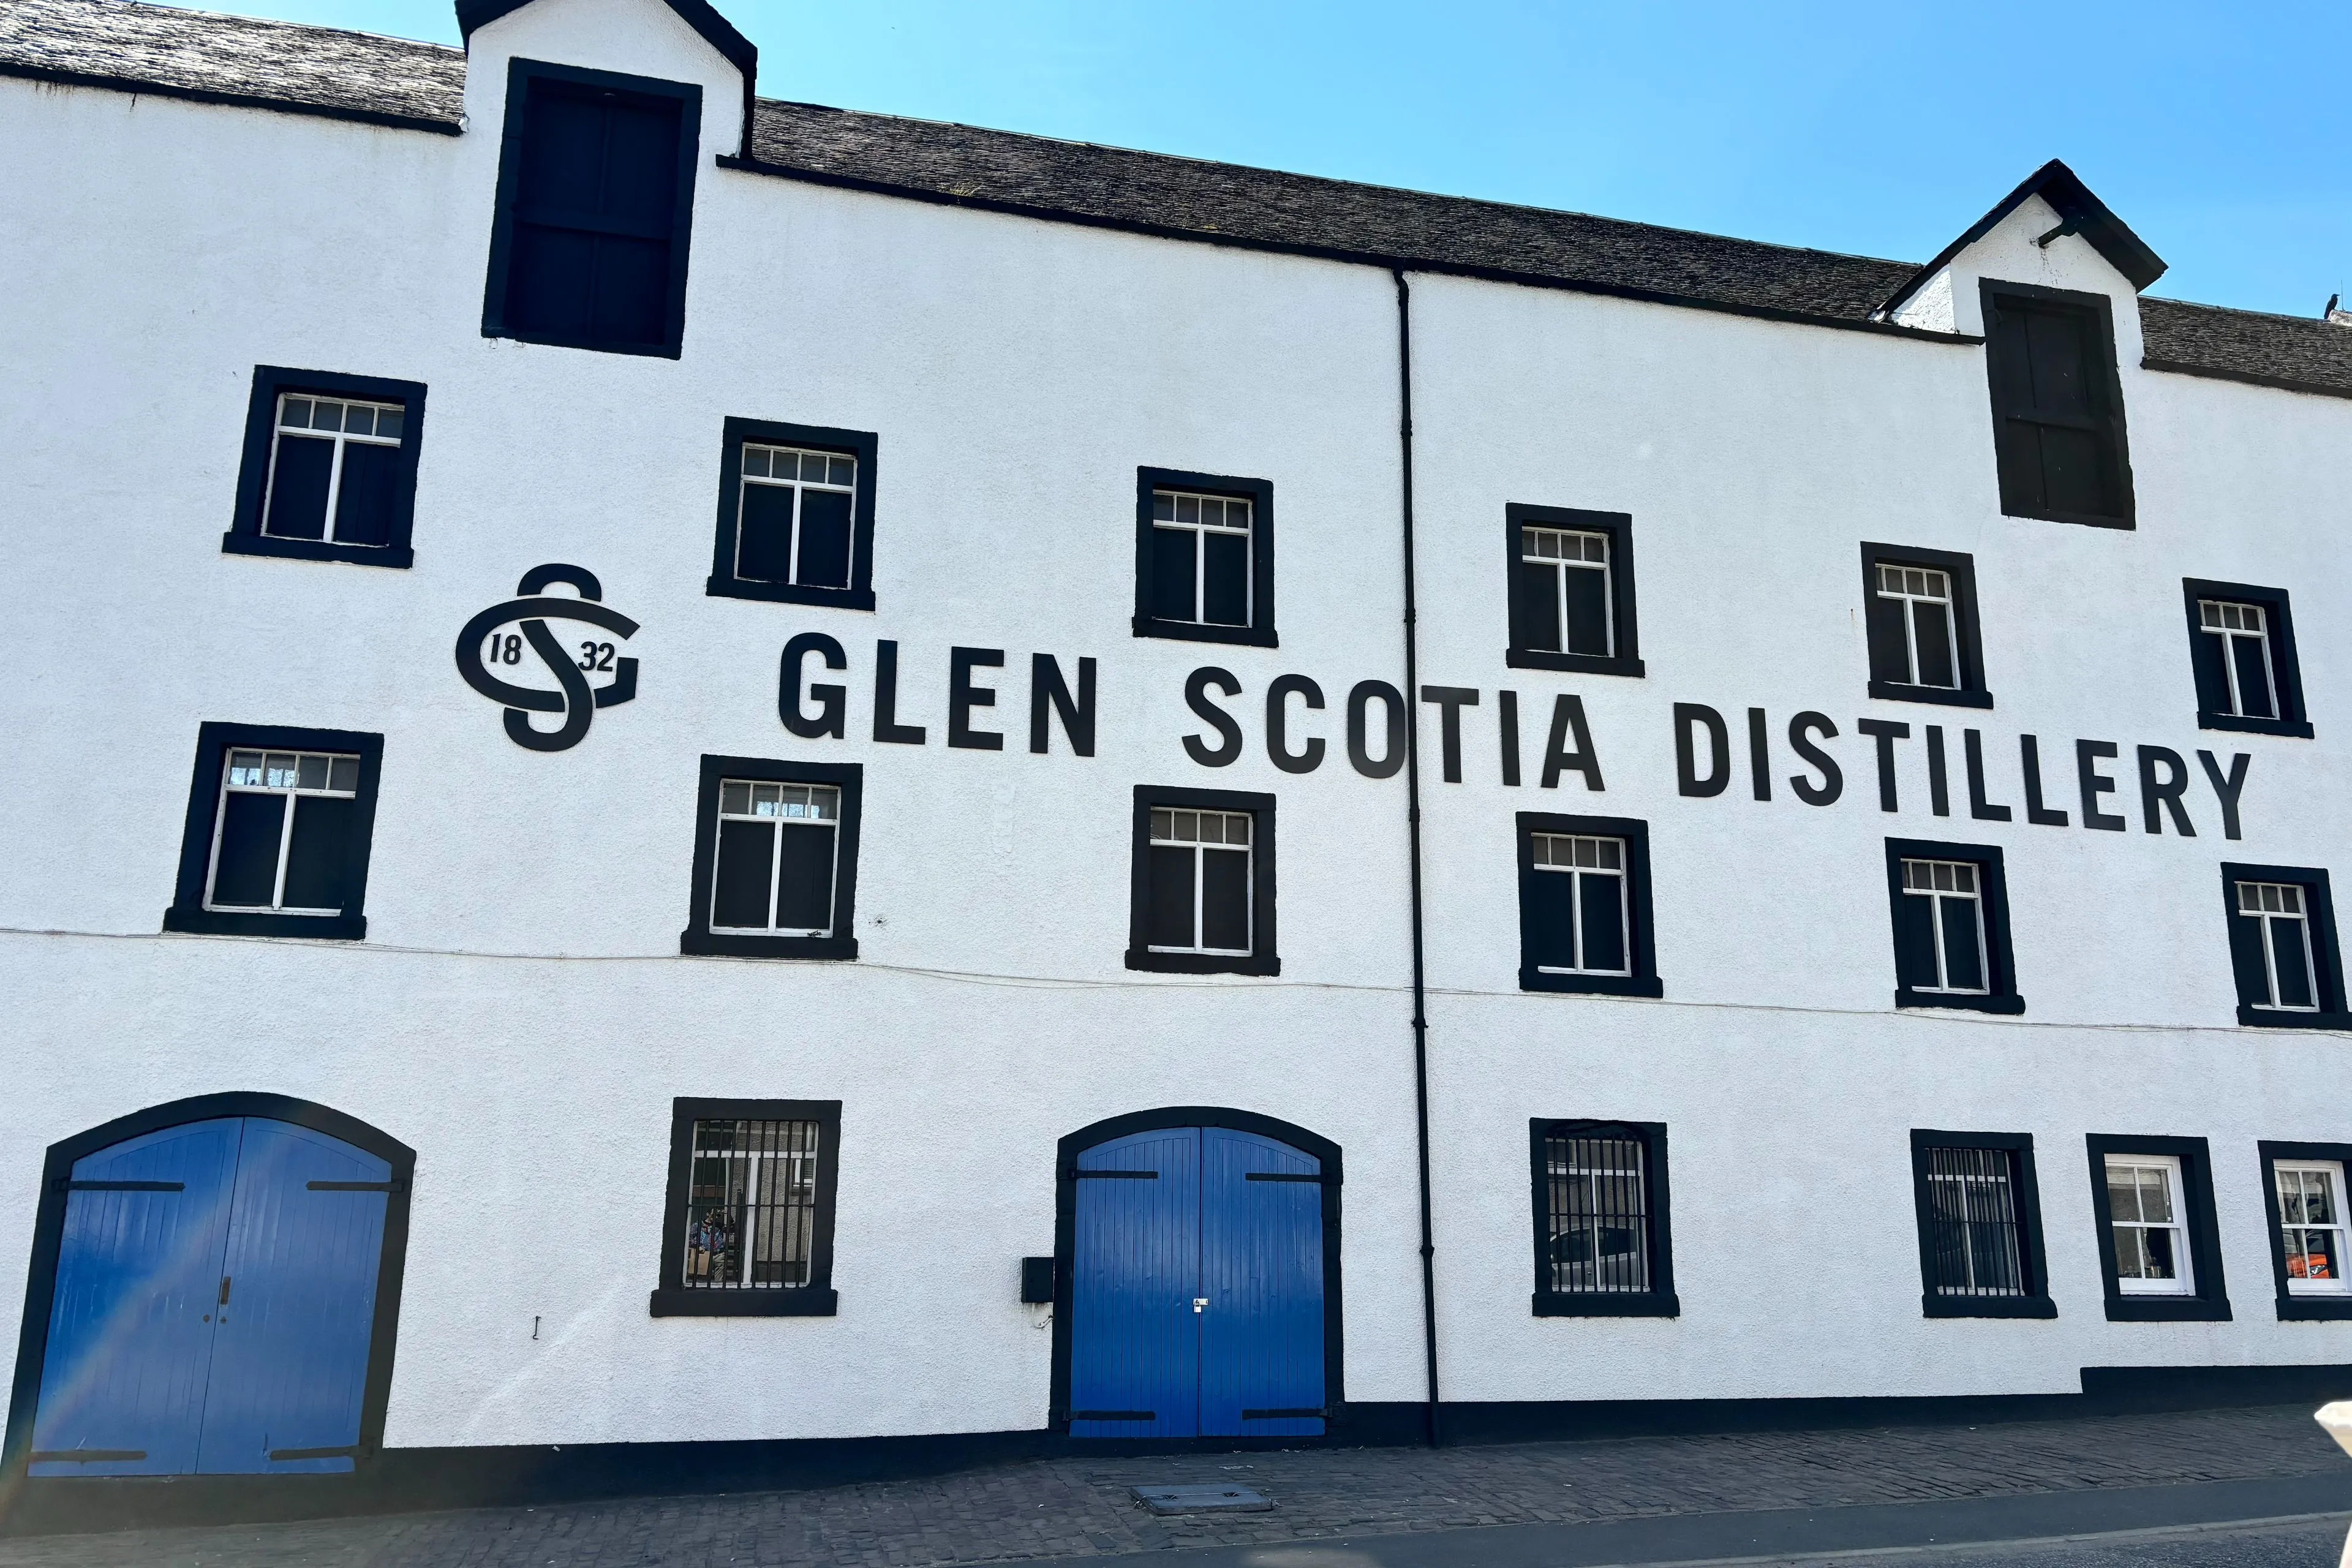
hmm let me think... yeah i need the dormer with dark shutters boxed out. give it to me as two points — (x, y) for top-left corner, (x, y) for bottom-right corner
(458, 0), (757, 360)
(1877, 161), (2168, 531)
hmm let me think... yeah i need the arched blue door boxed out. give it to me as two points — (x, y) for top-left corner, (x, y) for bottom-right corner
(1068, 1125), (1325, 1439)
(28, 1117), (394, 1475)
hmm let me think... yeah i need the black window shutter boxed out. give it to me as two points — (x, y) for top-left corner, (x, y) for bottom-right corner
(506, 80), (682, 351)
(773, 823), (837, 932)
(1910, 600), (1956, 688)
(2230, 636), (2277, 720)
(332, 442), (405, 548)
(2224, 900), (2269, 1009)
(211, 793), (287, 906)
(1864, 582), (1909, 684)
(281, 795), (355, 910)
(1938, 896), (1985, 991)
(1513, 562), (1561, 654)
(1986, 302), (2046, 512)
(711, 820), (775, 929)
(264, 437), (334, 540)
(1578, 873), (1626, 972)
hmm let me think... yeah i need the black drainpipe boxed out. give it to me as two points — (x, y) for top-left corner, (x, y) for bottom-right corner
(1392, 267), (1441, 1449)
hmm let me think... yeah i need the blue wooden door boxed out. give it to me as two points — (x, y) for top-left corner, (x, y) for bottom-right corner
(1199, 1128), (1325, 1438)
(29, 1117), (391, 1476)
(1068, 1127), (1199, 1437)
(1067, 1123), (1325, 1439)
(197, 1120), (391, 1473)
(29, 1120), (241, 1475)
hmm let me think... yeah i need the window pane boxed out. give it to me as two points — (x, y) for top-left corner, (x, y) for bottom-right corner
(773, 823), (837, 932)
(280, 794), (354, 910)
(332, 440), (404, 548)
(374, 405), (404, 440)
(1200, 846), (1250, 951)
(1147, 844), (1196, 948)
(1202, 532), (1250, 626)
(327, 757), (360, 793)
(263, 434), (334, 541)
(711, 818), (777, 929)
(1561, 565), (1610, 658)
(1150, 527), (1197, 622)
(794, 489), (854, 589)
(721, 781), (751, 816)
(827, 456), (853, 487)
(211, 791), (287, 907)
(736, 483), (796, 583)
(2230, 634), (2276, 720)
(1152, 491), (1175, 522)
(1578, 872), (1627, 973)
(2272, 918), (2316, 1009)
(281, 397), (311, 428)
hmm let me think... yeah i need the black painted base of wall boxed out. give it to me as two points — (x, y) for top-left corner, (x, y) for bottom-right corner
(7, 1362), (2350, 1539)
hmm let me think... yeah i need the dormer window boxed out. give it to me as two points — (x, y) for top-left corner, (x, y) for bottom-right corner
(482, 59), (703, 358)
(1981, 282), (2134, 529)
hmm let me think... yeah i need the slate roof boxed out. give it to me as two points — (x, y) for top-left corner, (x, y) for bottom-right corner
(5, 0), (2348, 399)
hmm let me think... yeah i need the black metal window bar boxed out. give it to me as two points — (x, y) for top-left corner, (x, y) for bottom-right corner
(1544, 1132), (1649, 1293)
(1923, 1145), (2027, 1296)
(680, 1118), (822, 1289)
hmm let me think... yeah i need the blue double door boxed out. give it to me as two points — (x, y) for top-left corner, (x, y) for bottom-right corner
(1068, 1125), (1327, 1439)
(29, 1117), (394, 1476)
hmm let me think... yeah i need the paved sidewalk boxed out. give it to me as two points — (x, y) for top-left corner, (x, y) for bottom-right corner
(1, 1404), (2344, 1567)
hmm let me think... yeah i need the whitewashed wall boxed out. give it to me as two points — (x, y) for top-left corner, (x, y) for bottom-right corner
(1, 0), (2350, 1450)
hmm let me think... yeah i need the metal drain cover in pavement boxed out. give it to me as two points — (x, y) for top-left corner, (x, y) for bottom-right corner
(1131, 1483), (1273, 1515)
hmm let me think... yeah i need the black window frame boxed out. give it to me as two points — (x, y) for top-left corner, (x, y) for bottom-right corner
(1883, 837), (2024, 1015)
(224, 366), (426, 569)
(679, 755), (862, 961)
(2219, 862), (2350, 1029)
(162, 722), (385, 941)
(1908, 1129), (2056, 1319)
(1515, 812), (1661, 998)
(480, 57), (702, 360)
(1125, 785), (1278, 976)
(706, 417), (878, 611)
(2082, 1134), (2230, 1323)
(2257, 1140), (2352, 1322)
(1859, 542), (1992, 709)
(2182, 579), (2312, 739)
(1504, 504), (1644, 679)
(1132, 467), (1277, 648)
(1528, 1118), (1678, 1318)
(649, 1096), (841, 1317)
(1980, 279), (2135, 530)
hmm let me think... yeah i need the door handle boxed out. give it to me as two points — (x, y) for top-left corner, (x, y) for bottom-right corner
(1193, 1297), (1208, 1313)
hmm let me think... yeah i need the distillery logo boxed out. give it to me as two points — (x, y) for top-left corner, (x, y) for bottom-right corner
(455, 564), (639, 752)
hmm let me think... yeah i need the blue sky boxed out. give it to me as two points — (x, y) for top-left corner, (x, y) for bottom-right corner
(237, 0), (2342, 318)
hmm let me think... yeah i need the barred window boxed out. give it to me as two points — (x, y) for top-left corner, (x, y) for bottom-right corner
(1921, 1145), (2028, 1298)
(1542, 1133), (1648, 1293)
(1527, 834), (1629, 976)
(1148, 807), (1253, 954)
(1150, 489), (1254, 629)
(1518, 527), (1613, 658)
(2237, 881), (2316, 1012)
(2276, 1160), (2350, 1296)
(737, 444), (858, 592)
(2105, 1154), (2193, 1295)
(208, 749), (363, 915)
(653, 1098), (841, 1317)
(2199, 600), (2277, 721)
(680, 1118), (822, 1291)
(263, 393), (408, 548)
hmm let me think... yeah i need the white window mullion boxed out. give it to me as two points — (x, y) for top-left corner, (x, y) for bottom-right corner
(270, 788), (297, 910)
(1902, 600), (1924, 687)
(320, 434), (347, 542)
(784, 478), (803, 587)
(2219, 629), (2245, 715)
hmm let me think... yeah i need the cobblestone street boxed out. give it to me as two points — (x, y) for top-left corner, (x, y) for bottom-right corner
(4, 1404), (2346, 1567)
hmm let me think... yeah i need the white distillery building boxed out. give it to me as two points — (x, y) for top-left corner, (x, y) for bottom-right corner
(4, 0), (2352, 1531)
